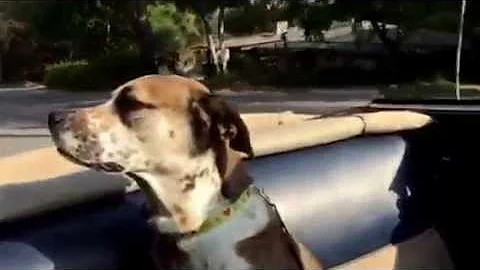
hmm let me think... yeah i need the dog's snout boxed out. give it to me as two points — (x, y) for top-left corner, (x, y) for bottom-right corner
(48, 111), (69, 130)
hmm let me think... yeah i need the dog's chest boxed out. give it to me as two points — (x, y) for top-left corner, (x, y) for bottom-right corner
(177, 193), (271, 269)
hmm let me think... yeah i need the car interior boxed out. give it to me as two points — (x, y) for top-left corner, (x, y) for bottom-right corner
(0, 105), (468, 269)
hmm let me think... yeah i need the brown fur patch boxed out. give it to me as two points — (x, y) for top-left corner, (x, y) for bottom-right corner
(180, 216), (188, 226)
(172, 203), (185, 214)
(68, 111), (89, 132)
(178, 168), (211, 192)
(182, 182), (195, 192)
(85, 106), (118, 132)
(137, 134), (147, 142)
(121, 75), (209, 111)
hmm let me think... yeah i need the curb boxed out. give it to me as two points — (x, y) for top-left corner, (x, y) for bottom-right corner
(0, 128), (50, 137)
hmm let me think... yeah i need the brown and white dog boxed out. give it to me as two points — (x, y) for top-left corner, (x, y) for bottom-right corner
(47, 75), (322, 269)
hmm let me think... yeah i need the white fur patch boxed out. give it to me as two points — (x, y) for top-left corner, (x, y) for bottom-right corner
(178, 191), (271, 269)
(136, 150), (224, 233)
(59, 130), (81, 153)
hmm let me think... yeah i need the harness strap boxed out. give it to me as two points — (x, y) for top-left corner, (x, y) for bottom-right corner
(256, 187), (306, 270)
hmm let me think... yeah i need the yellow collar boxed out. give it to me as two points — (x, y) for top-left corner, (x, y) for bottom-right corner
(196, 185), (254, 234)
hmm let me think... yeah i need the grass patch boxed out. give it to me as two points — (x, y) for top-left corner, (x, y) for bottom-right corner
(202, 72), (244, 90)
(380, 78), (480, 99)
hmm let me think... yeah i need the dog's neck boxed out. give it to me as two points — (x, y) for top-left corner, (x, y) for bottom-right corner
(176, 185), (274, 269)
(130, 147), (252, 235)
(130, 148), (306, 270)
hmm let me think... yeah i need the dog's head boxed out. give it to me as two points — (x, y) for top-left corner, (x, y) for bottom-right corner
(48, 75), (253, 232)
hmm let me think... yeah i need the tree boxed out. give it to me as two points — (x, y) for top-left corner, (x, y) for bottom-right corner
(197, 0), (221, 75)
(217, 0), (227, 72)
(279, 0), (462, 81)
(224, 1), (287, 35)
(1, 1), (134, 60)
(87, 0), (198, 74)
(146, 2), (202, 74)
(174, 0), (250, 76)
(333, 1), (461, 54)
(0, 13), (29, 82)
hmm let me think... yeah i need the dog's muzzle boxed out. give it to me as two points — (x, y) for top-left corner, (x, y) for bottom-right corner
(48, 111), (70, 143)
(56, 147), (125, 172)
(48, 110), (125, 173)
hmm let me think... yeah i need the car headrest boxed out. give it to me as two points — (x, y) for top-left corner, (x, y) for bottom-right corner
(250, 110), (432, 157)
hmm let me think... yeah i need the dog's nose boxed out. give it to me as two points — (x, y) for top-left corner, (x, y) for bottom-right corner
(48, 111), (69, 130)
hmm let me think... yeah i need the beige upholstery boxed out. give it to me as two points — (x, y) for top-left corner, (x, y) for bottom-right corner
(0, 147), (86, 185)
(356, 111), (432, 134)
(240, 111), (314, 132)
(331, 228), (454, 270)
(251, 111), (432, 157)
(0, 110), (432, 222)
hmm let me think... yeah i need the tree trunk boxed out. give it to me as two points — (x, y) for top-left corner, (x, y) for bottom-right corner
(128, 0), (158, 74)
(217, 2), (228, 73)
(197, 0), (219, 77)
(204, 23), (220, 75)
(0, 25), (13, 83)
(369, 19), (404, 82)
(370, 19), (401, 56)
(0, 53), (3, 83)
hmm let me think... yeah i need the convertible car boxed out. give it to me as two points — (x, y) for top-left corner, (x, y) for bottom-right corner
(0, 98), (467, 269)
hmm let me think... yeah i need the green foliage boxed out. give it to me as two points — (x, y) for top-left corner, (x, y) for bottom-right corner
(0, 0), (475, 86)
(44, 60), (96, 90)
(330, 0), (460, 37)
(1, 1), (135, 59)
(380, 79), (480, 99)
(146, 2), (201, 52)
(225, 2), (288, 35)
(285, 1), (333, 29)
(203, 72), (242, 89)
(44, 50), (146, 90)
(0, 12), (27, 52)
(299, 2), (336, 40)
(173, 0), (249, 16)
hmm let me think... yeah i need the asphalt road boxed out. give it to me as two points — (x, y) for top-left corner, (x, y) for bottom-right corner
(0, 86), (380, 157)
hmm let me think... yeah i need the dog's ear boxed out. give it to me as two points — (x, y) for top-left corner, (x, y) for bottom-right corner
(196, 94), (253, 158)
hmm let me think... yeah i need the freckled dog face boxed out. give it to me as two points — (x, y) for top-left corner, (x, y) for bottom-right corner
(49, 74), (254, 233)
(48, 74), (254, 199)
(48, 75), (215, 173)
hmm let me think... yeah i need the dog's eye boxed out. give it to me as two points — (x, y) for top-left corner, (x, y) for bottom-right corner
(114, 90), (156, 113)
(114, 87), (156, 127)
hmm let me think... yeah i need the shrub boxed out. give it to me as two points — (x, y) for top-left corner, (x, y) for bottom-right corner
(44, 50), (146, 90)
(204, 72), (243, 90)
(44, 60), (99, 90)
(146, 2), (201, 52)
